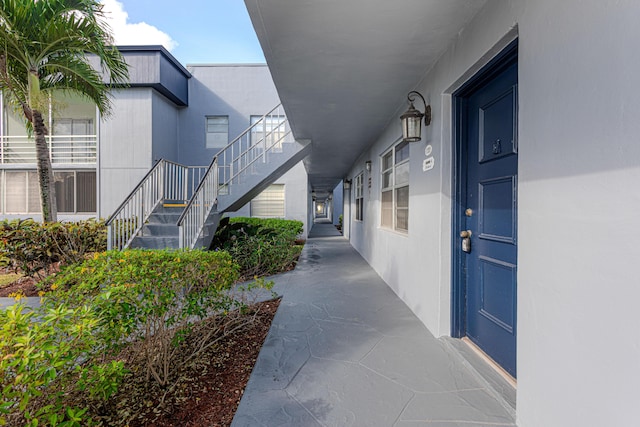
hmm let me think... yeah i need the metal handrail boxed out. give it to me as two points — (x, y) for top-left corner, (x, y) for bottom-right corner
(106, 159), (195, 250)
(218, 104), (293, 189)
(177, 156), (218, 248)
(177, 103), (292, 249)
(108, 104), (292, 250)
(222, 125), (292, 187)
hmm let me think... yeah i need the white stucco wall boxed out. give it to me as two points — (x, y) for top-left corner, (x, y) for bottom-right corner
(225, 161), (310, 237)
(281, 162), (310, 237)
(345, 1), (640, 426)
(516, 1), (640, 426)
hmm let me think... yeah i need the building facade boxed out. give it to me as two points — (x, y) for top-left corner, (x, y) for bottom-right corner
(0, 47), (310, 235)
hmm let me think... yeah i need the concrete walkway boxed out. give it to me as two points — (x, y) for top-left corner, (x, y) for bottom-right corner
(0, 296), (41, 310)
(232, 223), (516, 427)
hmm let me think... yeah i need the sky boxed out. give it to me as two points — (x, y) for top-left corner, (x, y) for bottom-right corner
(99, 0), (266, 65)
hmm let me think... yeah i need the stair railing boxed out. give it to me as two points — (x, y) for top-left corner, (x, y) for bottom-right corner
(106, 159), (194, 250)
(177, 156), (218, 249)
(177, 103), (293, 249)
(218, 103), (293, 192)
(108, 103), (293, 250)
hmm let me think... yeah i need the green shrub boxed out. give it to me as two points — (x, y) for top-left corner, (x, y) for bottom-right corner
(0, 249), (273, 425)
(228, 217), (303, 241)
(212, 217), (304, 279)
(0, 219), (106, 278)
(0, 303), (125, 427)
(46, 249), (269, 387)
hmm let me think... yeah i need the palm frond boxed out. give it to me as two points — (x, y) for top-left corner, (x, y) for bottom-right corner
(0, 0), (129, 119)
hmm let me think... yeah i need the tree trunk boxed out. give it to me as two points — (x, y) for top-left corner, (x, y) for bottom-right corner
(33, 109), (57, 222)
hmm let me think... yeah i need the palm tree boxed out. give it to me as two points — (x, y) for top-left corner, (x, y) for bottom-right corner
(0, 0), (128, 222)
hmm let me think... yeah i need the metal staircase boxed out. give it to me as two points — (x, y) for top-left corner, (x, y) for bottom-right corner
(106, 104), (310, 250)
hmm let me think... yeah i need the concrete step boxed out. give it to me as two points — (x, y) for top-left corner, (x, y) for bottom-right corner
(147, 212), (181, 224)
(130, 236), (180, 250)
(142, 223), (179, 236)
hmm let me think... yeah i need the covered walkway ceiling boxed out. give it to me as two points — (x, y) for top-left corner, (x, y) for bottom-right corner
(245, 0), (487, 197)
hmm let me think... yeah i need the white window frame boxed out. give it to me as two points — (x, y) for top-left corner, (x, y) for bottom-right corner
(380, 139), (409, 232)
(354, 172), (364, 221)
(205, 116), (229, 150)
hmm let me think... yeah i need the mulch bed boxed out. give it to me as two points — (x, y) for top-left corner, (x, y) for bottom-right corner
(116, 298), (281, 427)
(0, 271), (39, 297)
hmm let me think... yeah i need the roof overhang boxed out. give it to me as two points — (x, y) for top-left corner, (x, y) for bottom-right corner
(245, 0), (487, 195)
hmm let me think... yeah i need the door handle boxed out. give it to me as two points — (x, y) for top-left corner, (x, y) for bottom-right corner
(460, 230), (472, 253)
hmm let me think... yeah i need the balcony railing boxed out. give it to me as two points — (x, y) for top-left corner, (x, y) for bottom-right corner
(0, 135), (97, 164)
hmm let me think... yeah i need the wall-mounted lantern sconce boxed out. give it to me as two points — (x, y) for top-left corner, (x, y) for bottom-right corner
(343, 179), (352, 190)
(365, 160), (372, 172)
(400, 90), (431, 143)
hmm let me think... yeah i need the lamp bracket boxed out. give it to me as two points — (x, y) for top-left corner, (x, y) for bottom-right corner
(407, 90), (432, 126)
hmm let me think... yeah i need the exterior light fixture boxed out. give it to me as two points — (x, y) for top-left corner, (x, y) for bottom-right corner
(400, 90), (431, 142)
(365, 160), (372, 172)
(344, 179), (352, 190)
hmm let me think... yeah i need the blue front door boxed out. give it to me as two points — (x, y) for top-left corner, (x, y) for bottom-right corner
(460, 50), (518, 377)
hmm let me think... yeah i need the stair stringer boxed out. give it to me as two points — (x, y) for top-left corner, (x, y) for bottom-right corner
(217, 140), (311, 214)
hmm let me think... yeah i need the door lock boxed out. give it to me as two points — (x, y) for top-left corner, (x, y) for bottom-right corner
(460, 230), (472, 253)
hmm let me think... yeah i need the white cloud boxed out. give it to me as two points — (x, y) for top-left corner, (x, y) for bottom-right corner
(99, 0), (177, 51)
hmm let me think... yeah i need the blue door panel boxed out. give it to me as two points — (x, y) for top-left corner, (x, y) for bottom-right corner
(478, 256), (516, 333)
(479, 88), (517, 163)
(463, 59), (518, 377)
(479, 176), (517, 244)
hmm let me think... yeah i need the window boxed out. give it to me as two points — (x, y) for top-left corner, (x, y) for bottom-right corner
(251, 184), (285, 218)
(205, 116), (228, 150)
(52, 118), (95, 163)
(381, 140), (410, 232)
(250, 115), (286, 151)
(354, 172), (364, 221)
(1, 170), (96, 214)
(4, 171), (39, 213)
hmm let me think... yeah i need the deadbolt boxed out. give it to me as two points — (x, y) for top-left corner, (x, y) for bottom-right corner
(461, 230), (472, 253)
(465, 208), (473, 217)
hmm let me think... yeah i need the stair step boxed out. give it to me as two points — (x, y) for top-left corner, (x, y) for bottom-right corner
(147, 213), (181, 224)
(142, 223), (179, 236)
(130, 236), (180, 250)
(153, 205), (185, 214)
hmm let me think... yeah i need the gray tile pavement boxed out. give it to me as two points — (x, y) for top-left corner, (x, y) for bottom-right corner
(233, 223), (516, 427)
